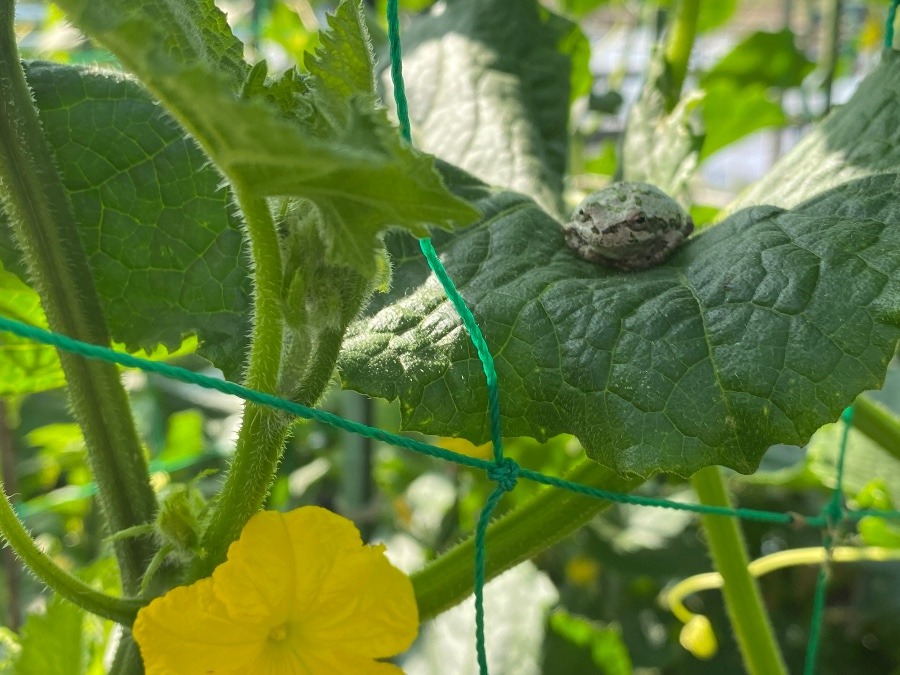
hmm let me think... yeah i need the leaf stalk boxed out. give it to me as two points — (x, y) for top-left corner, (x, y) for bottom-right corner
(851, 394), (900, 463)
(0, 0), (155, 595)
(189, 187), (289, 580)
(663, 0), (702, 104)
(0, 479), (142, 625)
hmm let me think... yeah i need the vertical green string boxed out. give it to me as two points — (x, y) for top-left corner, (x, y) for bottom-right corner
(803, 406), (853, 675)
(473, 487), (505, 674)
(887, 0), (899, 49)
(385, 1), (504, 461)
(385, 3), (509, 673)
(386, 0), (412, 142)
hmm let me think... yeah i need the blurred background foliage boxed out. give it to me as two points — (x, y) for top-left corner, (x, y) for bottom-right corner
(2, 0), (900, 673)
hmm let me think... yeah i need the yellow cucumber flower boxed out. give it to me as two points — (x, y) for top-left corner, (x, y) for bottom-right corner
(134, 506), (418, 674)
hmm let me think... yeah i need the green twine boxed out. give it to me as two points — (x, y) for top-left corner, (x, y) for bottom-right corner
(384, 0), (504, 462)
(0, 6), (897, 670)
(8, 308), (896, 528)
(2, 293), (900, 673)
(803, 407), (854, 674)
(888, 0), (899, 49)
(385, 5), (506, 672)
(804, 567), (831, 675)
(386, 0), (412, 142)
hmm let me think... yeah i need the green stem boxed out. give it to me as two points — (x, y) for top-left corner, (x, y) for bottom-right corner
(691, 466), (787, 675)
(851, 394), (900, 462)
(0, 0), (155, 595)
(190, 188), (288, 579)
(0, 401), (22, 630)
(663, 0), (702, 103)
(0, 480), (142, 625)
(819, 0), (843, 113)
(107, 629), (144, 675)
(413, 460), (643, 621)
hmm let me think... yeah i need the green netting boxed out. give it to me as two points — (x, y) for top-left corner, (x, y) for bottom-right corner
(0, 2), (899, 673)
(1, 289), (899, 673)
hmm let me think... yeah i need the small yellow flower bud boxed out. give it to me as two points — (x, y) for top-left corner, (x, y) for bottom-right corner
(679, 615), (718, 660)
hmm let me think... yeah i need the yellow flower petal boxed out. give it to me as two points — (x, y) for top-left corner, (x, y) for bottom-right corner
(134, 506), (418, 675)
(251, 646), (406, 674)
(299, 543), (419, 657)
(436, 437), (493, 459)
(134, 580), (270, 674)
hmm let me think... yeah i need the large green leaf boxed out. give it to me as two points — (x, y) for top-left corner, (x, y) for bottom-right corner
(730, 49), (900, 211)
(53, 0), (478, 276)
(0, 63), (252, 378)
(341, 170), (900, 477)
(380, 0), (577, 216)
(0, 267), (65, 395)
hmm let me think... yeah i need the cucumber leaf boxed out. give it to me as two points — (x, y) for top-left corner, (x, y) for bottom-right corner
(341, 171), (900, 477)
(380, 0), (579, 216)
(0, 63), (251, 378)
(730, 49), (900, 211)
(53, 0), (478, 277)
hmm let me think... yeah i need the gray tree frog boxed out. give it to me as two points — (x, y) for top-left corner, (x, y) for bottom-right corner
(562, 182), (693, 271)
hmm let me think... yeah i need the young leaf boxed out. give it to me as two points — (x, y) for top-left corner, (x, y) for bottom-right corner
(0, 63), (252, 379)
(53, 0), (478, 277)
(381, 0), (578, 216)
(341, 171), (900, 478)
(700, 82), (786, 159)
(730, 49), (900, 210)
(620, 47), (704, 205)
(702, 30), (815, 90)
(52, 0), (249, 89)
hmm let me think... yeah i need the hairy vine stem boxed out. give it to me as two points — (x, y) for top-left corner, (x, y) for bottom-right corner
(0, 476), (142, 625)
(188, 187), (290, 580)
(0, 0), (155, 596)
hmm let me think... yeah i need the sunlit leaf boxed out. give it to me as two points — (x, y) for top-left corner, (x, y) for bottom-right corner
(700, 82), (786, 159)
(381, 0), (579, 216)
(0, 268), (65, 395)
(702, 29), (815, 90)
(729, 49), (900, 211)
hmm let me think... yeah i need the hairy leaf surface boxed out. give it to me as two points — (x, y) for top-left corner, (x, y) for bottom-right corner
(0, 63), (251, 378)
(341, 171), (900, 477)
(54, 0), (478, 276)
(381, 0), (578, 216)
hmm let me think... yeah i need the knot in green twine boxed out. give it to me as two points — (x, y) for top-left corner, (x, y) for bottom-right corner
(821, 499), (845, 533)
(487, 458), (519, 492)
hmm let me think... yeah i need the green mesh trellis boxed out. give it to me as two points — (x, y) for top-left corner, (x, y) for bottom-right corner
(0, 2), (899, 673)
(1, 284), (899, 673)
